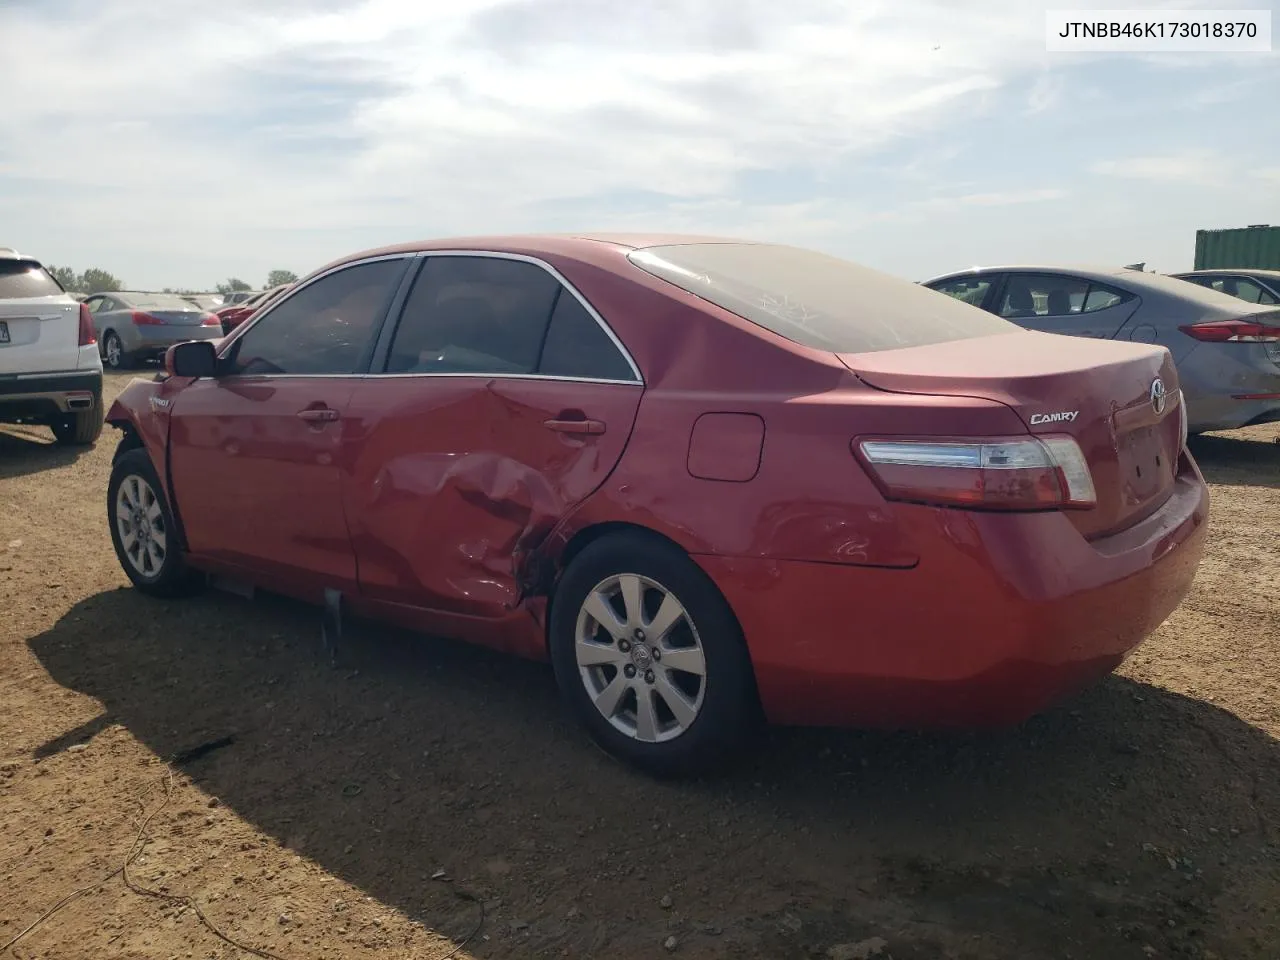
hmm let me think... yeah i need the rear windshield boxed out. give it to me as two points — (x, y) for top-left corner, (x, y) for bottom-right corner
(128, 293), (200, 310)
(627, 243), (1018, 353)
(0, 260), (63, 299)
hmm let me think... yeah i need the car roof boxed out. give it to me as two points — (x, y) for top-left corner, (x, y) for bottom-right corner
(1172, 267), (1280, 280)
(922, 264), (1159, 284)
(311, 233), (761, 276)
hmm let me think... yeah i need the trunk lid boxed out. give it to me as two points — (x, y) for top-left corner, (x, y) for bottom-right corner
(0, 297), (82, 376)
(840, 331), (1183, 539)
(140, 309), (210, 326)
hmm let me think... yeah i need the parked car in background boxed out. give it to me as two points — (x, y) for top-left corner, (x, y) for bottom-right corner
(104, 235), (1208, 776)
(182, 294), (225, 312)
(220, 290), (255, 307)
(1170, 269), (1280, 305)
(0, 247), (104, 444)
(85, 291), (222, 369)
(214, 283), (291, 335)
(923, 265), (1280, 434)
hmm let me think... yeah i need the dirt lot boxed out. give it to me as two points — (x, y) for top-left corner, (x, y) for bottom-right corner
(1, 370), (1277, 960)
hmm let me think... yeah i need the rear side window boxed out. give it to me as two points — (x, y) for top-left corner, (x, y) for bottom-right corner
(998, 274), (1134, 318)
(628, 243), (1016, 354)
(930, 276), (993, 307)
(0, 260), (63, 299)
(386, 256), (561, 374)
(538, 292), (636, 381)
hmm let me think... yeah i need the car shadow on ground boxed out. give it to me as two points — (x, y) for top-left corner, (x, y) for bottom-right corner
(0, 427), (88, 480)
(1190, 431), (1280, 489)
(26, 587), (1280, 959)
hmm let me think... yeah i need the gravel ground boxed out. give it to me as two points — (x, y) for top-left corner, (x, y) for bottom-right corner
(1, 370), (1277, 960)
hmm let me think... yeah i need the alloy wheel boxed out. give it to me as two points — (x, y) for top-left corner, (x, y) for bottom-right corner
(574, 573), (707, 743)
(115, 474), (167, 578)
(105, 333), (122, 368)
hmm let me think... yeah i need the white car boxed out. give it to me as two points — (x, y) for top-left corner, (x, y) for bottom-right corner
(0, 247), (105, 445)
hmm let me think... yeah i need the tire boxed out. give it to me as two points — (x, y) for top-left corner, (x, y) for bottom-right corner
(107, 448), (202, 597)
(549, 532), (760, 778)
(102, 330), (130, 370)
(49, 393), (104, 446)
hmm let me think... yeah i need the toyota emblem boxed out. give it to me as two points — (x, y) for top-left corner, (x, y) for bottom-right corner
(1150, 378), (1167, 415)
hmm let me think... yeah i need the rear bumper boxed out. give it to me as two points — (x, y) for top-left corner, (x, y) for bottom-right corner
(0, 370), (102, 420)
(123, 326), (221, 356)
(1180, 344), (1280, 432)
(696, 453), (1210, 729)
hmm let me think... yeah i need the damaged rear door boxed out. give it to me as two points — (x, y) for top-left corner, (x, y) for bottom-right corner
(342, 252), (644, 619)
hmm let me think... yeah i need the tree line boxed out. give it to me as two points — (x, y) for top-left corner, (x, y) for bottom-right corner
(46, 267), (300, 295)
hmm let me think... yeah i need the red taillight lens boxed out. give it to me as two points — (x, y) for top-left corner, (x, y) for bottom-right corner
(132, 311), (164, 326)
(77, 303), (96, 346)
(1178, 318), (1280, 342)
(855, 436), (1097, 511)
(201, 312), (220, 326)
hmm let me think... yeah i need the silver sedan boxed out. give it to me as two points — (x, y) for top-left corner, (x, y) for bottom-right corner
(84, 291), (223, 369)
(922, 265), (1280, 434)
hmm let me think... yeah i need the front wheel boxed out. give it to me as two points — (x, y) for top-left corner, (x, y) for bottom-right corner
(107, 449), (202, 597)
(549, 532), (760, 778)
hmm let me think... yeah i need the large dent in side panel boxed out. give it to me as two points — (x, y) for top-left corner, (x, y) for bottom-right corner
(346, 378), (641, 620)
(364, 449), (564, 610)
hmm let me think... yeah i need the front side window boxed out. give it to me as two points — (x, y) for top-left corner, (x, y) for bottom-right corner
(1213, 277), (1268, 304)
(628, 243), (1016, 354)
(226, 258), (406, 376)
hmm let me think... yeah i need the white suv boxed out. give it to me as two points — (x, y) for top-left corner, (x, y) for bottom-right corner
(0, 247), (105, 445)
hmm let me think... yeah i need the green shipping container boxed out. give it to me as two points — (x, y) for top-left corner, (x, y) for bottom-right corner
(1194, 225), (1280, 270)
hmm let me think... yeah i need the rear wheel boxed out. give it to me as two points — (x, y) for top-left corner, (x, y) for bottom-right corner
(549, 532), (759, 778)
(49, 393), (104, 446)
(102, 330), (129, 370)
(107, 449), (202, 597)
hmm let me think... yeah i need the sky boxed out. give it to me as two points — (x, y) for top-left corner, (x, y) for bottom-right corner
(0, 0), (1277, 290)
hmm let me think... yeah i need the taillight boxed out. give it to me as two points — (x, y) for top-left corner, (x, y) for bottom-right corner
(855, 436), (1097, 511)
(77, 303), (96, 346)
(201, 312), (220, 326)
(1178, 318), (1280, 342)
(132, 311), (164, 326)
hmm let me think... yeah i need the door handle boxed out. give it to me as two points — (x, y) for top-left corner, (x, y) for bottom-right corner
(297, 407), (340, 423)
(543, 417), (605, 435)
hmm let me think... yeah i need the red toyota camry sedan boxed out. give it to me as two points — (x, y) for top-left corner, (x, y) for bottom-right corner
(104, 235), (1209, 776)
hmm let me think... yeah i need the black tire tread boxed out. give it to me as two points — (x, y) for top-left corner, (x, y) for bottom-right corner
(50, 393), (104, 446)
(549, 531), (759, 778)
(107, 448), (202, 598)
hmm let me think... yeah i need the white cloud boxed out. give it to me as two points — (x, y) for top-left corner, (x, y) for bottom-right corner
(0, 0), (1055, 284)
(0, 0), (1275, 286)
(1090, 151), (1227, 186)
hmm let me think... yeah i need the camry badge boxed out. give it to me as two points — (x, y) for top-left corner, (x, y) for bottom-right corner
(1029, 410), (1078, 425)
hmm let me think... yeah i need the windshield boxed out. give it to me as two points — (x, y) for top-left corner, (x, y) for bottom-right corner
(0, 260), (63, 299)
(628, 242), (1018, 354)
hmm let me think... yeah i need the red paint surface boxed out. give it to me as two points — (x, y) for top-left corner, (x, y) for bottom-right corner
(105, 234), (1212, 730)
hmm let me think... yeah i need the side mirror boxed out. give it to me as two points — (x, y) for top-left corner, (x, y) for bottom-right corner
(165, 340), (219, 378)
